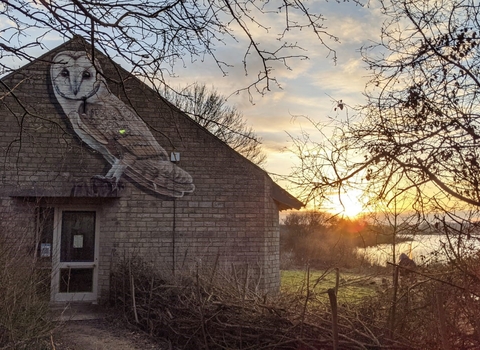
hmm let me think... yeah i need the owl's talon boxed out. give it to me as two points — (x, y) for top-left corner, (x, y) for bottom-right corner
(92, 175), (117, 183)
(91, 175), (121, 192)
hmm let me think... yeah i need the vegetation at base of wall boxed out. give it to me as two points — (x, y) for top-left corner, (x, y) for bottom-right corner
(109, 255), (411, 349)
(110, 253), (480, 350)
(0, 235), (55, 350)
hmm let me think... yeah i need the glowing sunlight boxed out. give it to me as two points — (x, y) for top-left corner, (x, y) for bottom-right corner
(325, 189), (366, 218)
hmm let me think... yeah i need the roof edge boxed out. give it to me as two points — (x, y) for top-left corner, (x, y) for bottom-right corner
(271, 182), (303, 211)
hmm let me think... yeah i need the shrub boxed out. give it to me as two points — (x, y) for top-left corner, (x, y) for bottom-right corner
(0, 228), (54, 349)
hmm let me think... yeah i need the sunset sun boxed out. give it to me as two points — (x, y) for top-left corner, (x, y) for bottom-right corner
(326, 190), (366, 218)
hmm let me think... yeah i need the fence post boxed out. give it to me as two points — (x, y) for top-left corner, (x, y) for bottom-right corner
(389, 265), (399, 338)
(328, 288), (339, 350)
(335, 267), (340, 296)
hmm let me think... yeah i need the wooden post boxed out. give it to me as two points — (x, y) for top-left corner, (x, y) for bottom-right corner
(300, 265), (311, 337)
(389, 265), (399, 338)
(196, 263), (210, 350)
(328, 288), (339, 350)
(147, 274), (155, 328)
(335, 267), (340, 296)
(209, 252), (220, 286)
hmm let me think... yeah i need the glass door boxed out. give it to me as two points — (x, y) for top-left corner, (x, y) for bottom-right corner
(51, 209), (99, 302)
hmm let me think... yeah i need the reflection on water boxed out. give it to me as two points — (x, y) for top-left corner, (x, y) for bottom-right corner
(357, 235), (480, 266)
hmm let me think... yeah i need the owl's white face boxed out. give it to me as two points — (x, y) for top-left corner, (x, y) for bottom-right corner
(51, 51), (103, 101)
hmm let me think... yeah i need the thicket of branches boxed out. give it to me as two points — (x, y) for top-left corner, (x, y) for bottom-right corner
(1, 0), (339, 97)
(111, 253), (480, 349)
(110, 255), (410, 350)
(289, 0), (480, 218)
(0, 212), (53, 350)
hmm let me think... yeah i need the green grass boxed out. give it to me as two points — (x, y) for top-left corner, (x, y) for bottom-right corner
(281, 269), (378, 303)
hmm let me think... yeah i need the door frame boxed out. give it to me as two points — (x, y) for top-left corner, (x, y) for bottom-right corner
(51, 206), (100, 303)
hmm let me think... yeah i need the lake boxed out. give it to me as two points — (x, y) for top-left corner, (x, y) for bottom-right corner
(357, 234), (480, 266)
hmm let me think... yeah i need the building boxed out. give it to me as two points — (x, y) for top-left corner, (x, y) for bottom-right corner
(0, 37), (302, 303)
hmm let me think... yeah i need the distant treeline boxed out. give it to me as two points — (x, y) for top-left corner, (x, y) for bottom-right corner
(280, 211), (415, 268)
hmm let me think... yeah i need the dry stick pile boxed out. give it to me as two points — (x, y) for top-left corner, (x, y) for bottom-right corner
(109, 258), (412, 350)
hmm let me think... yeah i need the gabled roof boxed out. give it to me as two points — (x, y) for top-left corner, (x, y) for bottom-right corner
(2, 36), (303, 210)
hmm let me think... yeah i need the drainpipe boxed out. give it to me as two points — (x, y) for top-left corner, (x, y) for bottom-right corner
(172, 197), (176, 277)
(171, 151), (180, 277)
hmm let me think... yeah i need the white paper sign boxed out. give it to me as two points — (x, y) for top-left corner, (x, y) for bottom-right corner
(40, 243), (51, 257)
(73, 235), (84, 248)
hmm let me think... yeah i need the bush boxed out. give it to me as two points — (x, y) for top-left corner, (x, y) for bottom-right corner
(0, 231), (54, 349)
(357, 259), (480, 349)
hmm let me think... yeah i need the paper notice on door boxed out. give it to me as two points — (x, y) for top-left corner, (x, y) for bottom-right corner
(40, 243), (51, 257)
(73, 235), (84, 248)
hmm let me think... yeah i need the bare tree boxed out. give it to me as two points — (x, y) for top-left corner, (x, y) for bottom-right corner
(359, 0), (480, 211)
(1, 0), (340, 97)
(163, 83), (266, 166)
(286, 2), (480, 295)
(289, 0), (480, 216)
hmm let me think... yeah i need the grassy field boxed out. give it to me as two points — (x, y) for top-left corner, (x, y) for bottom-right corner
(281, 269), (380, 303)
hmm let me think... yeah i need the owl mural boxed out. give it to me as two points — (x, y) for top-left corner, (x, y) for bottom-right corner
(50, 51), (195, 197)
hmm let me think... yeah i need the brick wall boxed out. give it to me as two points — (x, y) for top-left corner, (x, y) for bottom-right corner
(0, 38), (282, 301)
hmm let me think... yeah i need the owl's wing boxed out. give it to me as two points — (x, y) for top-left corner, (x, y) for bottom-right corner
(80, 95), (168, 160)
(123, 155), (195, 197)
(79, 95), (194, 197)
(69, 111), (109, 146)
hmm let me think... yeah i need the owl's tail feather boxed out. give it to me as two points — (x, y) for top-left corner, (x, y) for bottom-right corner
(125, 159), (195, 198)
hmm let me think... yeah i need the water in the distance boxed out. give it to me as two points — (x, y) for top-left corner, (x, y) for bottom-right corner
(357, 234), (480, 266)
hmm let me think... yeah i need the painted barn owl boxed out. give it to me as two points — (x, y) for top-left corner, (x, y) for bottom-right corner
(50, 51), (195, 197)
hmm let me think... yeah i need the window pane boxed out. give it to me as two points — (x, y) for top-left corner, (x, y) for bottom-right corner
(60, 211), (96, 262)
(59, 268), (93, 293)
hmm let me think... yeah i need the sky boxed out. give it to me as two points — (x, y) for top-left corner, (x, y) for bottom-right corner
(158, 1), (385, 210)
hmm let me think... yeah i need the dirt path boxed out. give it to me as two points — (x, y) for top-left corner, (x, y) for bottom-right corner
(53, 319), (167, 350)
(50, 305), (171, 350)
